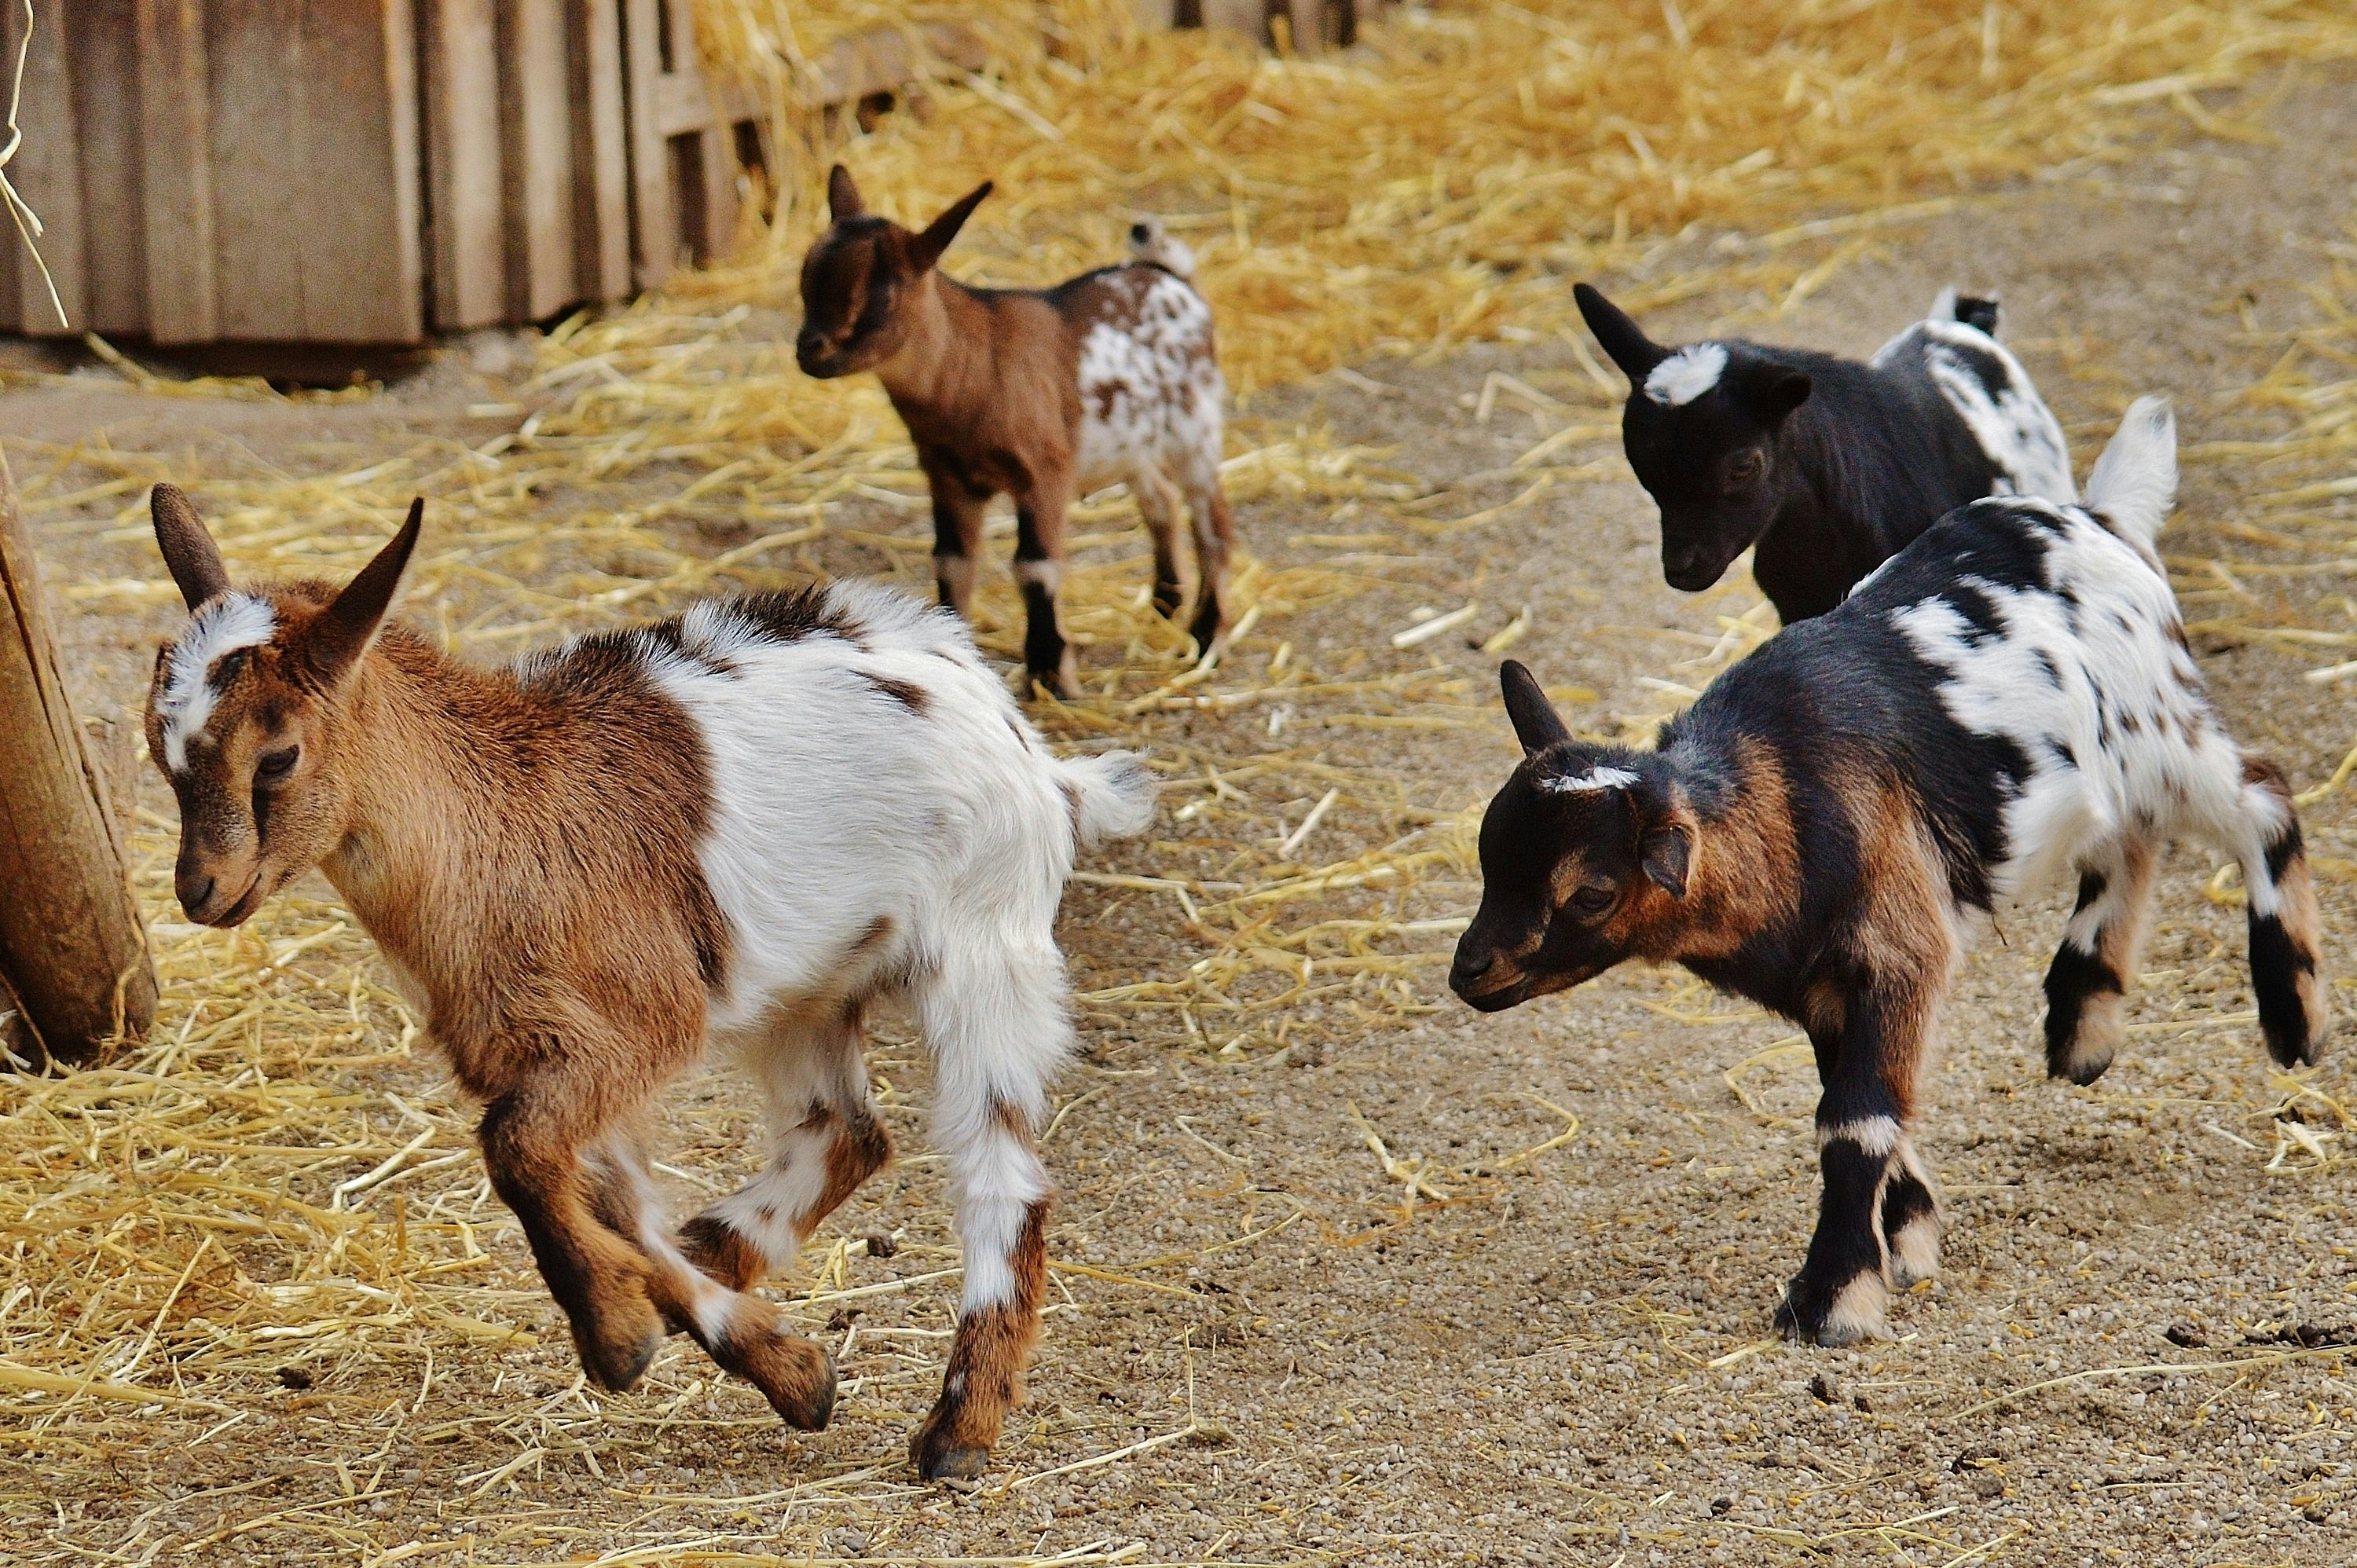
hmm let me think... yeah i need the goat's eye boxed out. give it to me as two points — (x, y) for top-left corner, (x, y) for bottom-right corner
(1569, 885), (1616, 916)
(216, 648), (251, 682)
(1725, 451), (1764, 487)
(255, 746), (299, 784)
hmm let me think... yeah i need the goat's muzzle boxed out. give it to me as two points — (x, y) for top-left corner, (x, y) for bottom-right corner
(1449, 947), (1527, 1012)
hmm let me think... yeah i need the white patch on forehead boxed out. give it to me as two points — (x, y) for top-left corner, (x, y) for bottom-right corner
(1643, 343), (1727, 407)
(159, 592), (276, 773)
(1540, 766), (1639, 795)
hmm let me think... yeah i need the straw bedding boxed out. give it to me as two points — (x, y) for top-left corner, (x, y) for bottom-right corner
(5, 2), (2357, 1563)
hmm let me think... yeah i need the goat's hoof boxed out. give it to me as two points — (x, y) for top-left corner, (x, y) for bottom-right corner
(1028, 666), (1082, 702)
(579, 1313), (665, 1393)
(1152, 581), (1183, 619)
(735, 1332), (837, 1431)
(915, 1438), (992, 1483)
(2045, 1037), (2116, 1086)
(1776, 1271), (1890, 1348)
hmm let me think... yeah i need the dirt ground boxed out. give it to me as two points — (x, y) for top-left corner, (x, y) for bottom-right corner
(8, 68), (2357, 1568)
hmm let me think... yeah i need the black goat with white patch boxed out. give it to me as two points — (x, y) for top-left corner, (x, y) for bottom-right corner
(1575, 283), (2074, 623)
(1451, 397), (2328, 1346)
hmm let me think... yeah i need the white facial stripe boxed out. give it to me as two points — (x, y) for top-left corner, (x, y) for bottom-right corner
(1644, 343), (1728, 407)
(159, 592), (276, 773)
(1540, 766), (1640, 795)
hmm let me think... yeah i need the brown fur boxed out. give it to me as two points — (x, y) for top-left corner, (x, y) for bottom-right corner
(909, 1197), (1051, 1481)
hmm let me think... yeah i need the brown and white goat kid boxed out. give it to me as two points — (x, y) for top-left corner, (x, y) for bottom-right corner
(1451, 398), (2329, 1346)
(141, 486), (1155, 1479)
(797, 167), (1235, 698)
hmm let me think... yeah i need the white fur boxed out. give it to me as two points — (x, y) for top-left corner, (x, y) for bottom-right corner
(1820, 1270), (1891, 1344)
(632, 580), (1152, 1319)
(1873, 308), (2075, 503)
(1126, 217), (1196, 280)
(157, 592), (276, 772)
(1643, 343), (1728, 407)
(1540, 766), (1641, 795)
(1890, 413), (2289, 922)
(1817, 1115), (1901, 1158)
(1073, 268), (1224, 500)
(2083, 395), (2176, 548)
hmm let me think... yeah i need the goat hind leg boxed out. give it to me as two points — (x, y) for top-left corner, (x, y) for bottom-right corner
(1879, 1134), (1941, 1289)
(908, 950), (1065, 1480)
(2042, 836), (2157, 1086)
(1180, 469), (1237, 660)
(2234, 757), (2330, 1064)
(599, 1136), (838, 1429)
(1132, 470), (1186, 621)
(680, 1005), (893, 1291)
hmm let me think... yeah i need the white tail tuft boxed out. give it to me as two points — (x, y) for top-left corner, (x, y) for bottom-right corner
(1126, 217), (1196, 280)
(1057, 749), (1157, 848)
(2084, 394), (2176, 547)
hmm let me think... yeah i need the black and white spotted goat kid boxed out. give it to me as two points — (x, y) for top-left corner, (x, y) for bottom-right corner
(1451, 397), (2328, 1346)
(1574, 282), (2074, 624)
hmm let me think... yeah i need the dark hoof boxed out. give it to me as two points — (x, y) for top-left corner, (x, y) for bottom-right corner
(2049, 1048), (2114, 1087)
(1188, 606), (1228, 659)
(915, 1438), (992, 1483)
(1028, 663), (1082, 702)
(1776, 1272), (1889, 1348)
(579, 1321), (663, 1393)
(733, 1332), (838, 1431)
(1153, 581), (1184, 619)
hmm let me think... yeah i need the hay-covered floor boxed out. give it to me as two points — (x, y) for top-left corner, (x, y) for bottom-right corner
(6, 3), (2357, 1563)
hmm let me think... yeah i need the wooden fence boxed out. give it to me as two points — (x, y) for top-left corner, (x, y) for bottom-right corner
(0, 2), (981, 346)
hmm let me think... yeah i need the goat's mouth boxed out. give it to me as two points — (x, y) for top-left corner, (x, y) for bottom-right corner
(194, 871), (271, 929)
(1450, 963), (1532, 1012)
(1662, 548), (1738, 592)
(796, 343), (856, 378)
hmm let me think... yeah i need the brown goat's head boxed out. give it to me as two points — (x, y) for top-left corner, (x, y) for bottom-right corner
(1450, 662), (1696, 1013)
(142, 485), (421, 927)
(796, 166), (992, 379)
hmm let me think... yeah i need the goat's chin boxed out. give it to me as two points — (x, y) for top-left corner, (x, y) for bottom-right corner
(1453, 965), (1590, 1012)
(1663, 554), (1736, 592)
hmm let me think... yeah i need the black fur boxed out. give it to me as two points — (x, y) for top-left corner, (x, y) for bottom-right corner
(1574, 282), (2051, 623)
(2249, 908), (2319, 1067)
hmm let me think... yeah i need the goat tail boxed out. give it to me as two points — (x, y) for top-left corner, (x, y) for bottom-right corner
(2084, 394), (2176, 548)
(1127, 218), (1197, 280)
(1929, 284), (2001, 337)
(1056, 749), (1157, 850)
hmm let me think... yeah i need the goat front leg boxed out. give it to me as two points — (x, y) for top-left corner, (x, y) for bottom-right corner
(909, 950), (1065, 1480)
(1777, 979), (1937, 1346)
(926, 465), (989, 621)
(1012, 478), (1080, 700)
(479, 1086), (667, 1393)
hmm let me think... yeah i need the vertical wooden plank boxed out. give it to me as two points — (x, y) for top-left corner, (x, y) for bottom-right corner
(293, 0), (422, 339)
(68, 0), (147, 336)
(618, 0), (673, 291)
(1, 0), (88, 335)
(498, 0), (576, 320)
(569, 0), (630, 302)
(421, 0), (505, 330)
(134, 0), (218, 344)
(206, 0), (308, 339)
(1286, 0), (1325, 53)
(1198, 0), (1263, 42)
(0, 449), (156, 1068)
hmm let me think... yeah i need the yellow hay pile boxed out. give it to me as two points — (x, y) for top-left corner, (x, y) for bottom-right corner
(5, 1), (2357, 1561)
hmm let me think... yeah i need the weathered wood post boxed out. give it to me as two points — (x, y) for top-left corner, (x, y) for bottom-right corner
(0, 450), (156, 1066)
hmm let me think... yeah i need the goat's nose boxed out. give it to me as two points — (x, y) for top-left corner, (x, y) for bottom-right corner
(1453, 951), (1494, 983)
(178, 871), (215, 913)
(1129, 222), (1150, 244)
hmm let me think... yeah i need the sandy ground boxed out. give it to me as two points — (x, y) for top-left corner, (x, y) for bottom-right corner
(8, 70), (2357, 1568)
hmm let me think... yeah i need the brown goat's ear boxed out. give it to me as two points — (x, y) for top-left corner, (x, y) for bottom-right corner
(1501, 660), (1570, 756)
(152, 483), (230, 609)
(907, 181), (992, 273)
(1640, 822), (1692, 900)
(299, 498), (422, 686)
(827, 164), (864, 221)
(1573, 283), (1667, 384)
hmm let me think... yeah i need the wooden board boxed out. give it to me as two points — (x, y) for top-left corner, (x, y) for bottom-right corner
(294, 0), (422, 339)
(569, 0), (631, 302)
(68, 0), (147, 336)
(498, 0), (576, 320)
(618, 0), (676, 289)
(206, 0), (308, 339)
(133, 0), (218, 344)
(422, 0), (507, 331)
(0, 0), (89, 336)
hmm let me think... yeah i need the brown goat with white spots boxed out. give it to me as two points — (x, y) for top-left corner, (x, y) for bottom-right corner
(141, 486), (1154, 1480)
(797, 167), (1235, 698)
